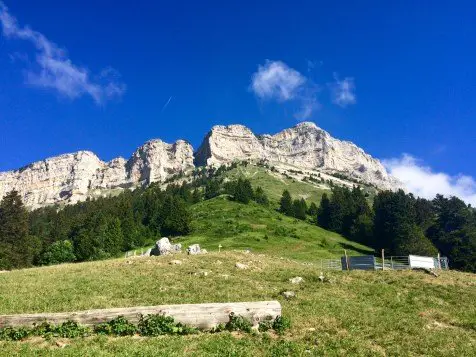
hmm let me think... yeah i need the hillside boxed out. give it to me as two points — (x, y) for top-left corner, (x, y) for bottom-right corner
(178, 196), (373, 260)
(0, 251), (475, 356)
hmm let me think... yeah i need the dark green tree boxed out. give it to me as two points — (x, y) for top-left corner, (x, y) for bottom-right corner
(427, 195), (476, 272)
(254, 186), (269, 206)
(204, 179), (221, 200)
(317, 193), (331, 229)
(160, 196), (191, 236)
(293, 198), (307, 220)
(233, 178), (254, 204)
(373, 190), (437, 256)
(307, 202), (319, 217)
(0, 191), (39, 269)
(279, 190), (293, 216)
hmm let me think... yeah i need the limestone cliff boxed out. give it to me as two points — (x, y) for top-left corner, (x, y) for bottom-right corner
(0, 140), (194, 209)
(0, 122), (401, 208)
(195, 122), (400, 190)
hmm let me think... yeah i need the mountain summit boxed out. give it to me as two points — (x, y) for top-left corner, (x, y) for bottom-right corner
(0, 123), (400, 208)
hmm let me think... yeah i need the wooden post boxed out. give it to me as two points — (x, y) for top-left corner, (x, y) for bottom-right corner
(218, 244), (222, 253)
(344, 250), (349, 271)
(437, 253), (441, 270)
(391, 256), (394, 270)
(381, 249), (385, 271)
(0, 301), (282, 330)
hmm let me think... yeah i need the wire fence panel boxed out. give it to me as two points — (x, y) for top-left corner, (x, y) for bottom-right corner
(315, 255), (448, 271)
(318, 259), (342, 270)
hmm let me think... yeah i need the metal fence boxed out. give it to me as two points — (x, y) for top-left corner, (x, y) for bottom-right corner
(315, 255), (449, 271)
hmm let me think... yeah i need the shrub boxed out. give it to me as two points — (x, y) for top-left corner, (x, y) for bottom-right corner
(94, 316), (137, 336)
(273, 316), (291, 335)
(225, 313), (252, 333)
(0, 326), (30, 341)
(138, 314), (197, 336)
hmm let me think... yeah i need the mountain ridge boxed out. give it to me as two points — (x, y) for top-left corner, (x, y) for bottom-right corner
(0, 122), (401, 208)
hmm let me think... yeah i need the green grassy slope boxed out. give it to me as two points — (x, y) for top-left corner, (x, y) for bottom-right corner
(221, 164), (329, 206)
(177, 196), (372, 260)
(0, 252), (475, 356)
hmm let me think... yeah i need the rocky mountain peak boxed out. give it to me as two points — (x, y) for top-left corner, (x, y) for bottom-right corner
(0, 122), (401, 208)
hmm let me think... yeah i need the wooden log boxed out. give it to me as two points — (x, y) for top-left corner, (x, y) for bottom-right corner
(0, 301), (281, 329)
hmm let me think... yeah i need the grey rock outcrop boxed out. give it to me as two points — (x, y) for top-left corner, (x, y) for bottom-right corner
(195, 122), (401, 190)
(0, 139), (194, 209)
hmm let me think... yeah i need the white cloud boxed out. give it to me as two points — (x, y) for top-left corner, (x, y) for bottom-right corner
(384, 154), (476, 206)
(330, 74), (356, 107)
(250, 60), (320, 119)
(251, 60), (306, 101)
(0, 2), (125, 104)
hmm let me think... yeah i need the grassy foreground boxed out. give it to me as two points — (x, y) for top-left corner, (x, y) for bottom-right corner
(0, 251), (475, 356)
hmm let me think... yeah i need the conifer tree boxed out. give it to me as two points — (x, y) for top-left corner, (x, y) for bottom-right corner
(279, 190), (293, 216)
(317, 193), (331, 229)
(254, 186), (269, 206)
(293, 198), (307, 220)
(0, 190), (39, 269)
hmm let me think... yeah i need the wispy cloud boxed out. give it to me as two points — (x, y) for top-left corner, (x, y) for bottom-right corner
(384, 154), (476, 206)
(250, 60), (318, 120)
(0, 2), (125, 104)
(330, 74), (356, 107)
(161, 96), (173, 112)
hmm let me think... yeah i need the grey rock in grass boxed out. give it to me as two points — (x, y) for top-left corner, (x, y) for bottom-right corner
(151, 237), (173, 256)
(187, 244), (202, 255)
(169, 260), (182, 265)
(281, 291), (296, 299)
(289, 276), (304, 284)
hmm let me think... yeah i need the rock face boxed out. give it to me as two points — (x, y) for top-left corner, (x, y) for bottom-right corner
(0, 139), (194, 209)
(195, 122), (400, 190)
(0, 121), (401, 209)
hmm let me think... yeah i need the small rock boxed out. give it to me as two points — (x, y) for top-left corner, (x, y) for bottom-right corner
(281, 291), (296, 299)
(318, 272), (325, 282)
(143, 248), (152, 257)
(290, 276), (304, 284)
(169, 260), (182, 265)
(307, 327), (316, 332)
(172, 243), (182, 252)
(201, 249), (208, 254)
(187, 244), (201, 255)
(195, 271), (208, 277)
(235, 262), (249, 270)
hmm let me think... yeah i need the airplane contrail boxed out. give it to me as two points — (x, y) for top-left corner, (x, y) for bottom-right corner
(161, 96), (173, 112)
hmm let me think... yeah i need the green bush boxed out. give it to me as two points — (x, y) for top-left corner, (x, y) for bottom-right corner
(272, 316), (291, 335)
(94, 316), (137, 336)
(138, 314), (198, 336)
(225, 313), (253, 333)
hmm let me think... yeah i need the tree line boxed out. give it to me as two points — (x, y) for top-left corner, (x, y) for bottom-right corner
(279, 186), (476, 272)
(0, 163), (269, 270)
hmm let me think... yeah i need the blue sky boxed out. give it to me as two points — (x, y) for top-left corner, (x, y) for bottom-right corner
(0, 1), (475, 203)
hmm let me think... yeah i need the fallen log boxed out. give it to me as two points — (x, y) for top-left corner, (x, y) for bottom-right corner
(0, 301), (281, 329)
